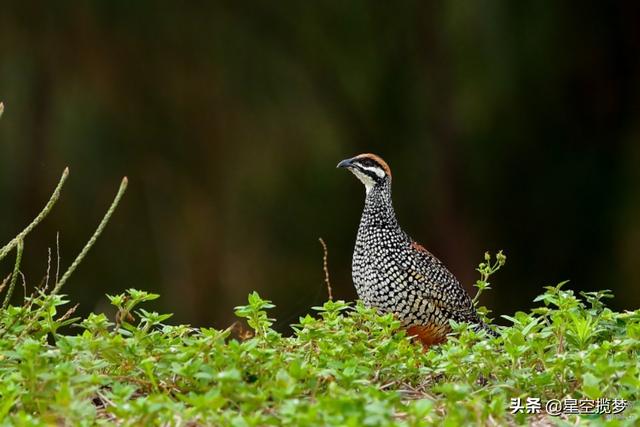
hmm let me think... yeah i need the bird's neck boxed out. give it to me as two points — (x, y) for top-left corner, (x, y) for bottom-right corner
(361, 181), (399, 229)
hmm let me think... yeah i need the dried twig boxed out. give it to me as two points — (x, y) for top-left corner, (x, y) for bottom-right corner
(318, 238), (333, 301)
(58, 303), (79, 323)
(55, 232), (61, 286)
(44, 247), (52, 291)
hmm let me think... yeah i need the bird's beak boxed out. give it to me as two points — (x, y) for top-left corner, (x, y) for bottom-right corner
(337, 157), (355, 169)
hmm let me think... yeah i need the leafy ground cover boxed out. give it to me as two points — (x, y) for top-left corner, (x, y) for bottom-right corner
(0, 271), (638, 425)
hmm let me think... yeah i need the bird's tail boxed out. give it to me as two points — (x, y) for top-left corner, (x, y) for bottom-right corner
(474, 322), (499, 338)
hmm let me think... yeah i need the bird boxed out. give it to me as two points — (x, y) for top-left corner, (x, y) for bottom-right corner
(337, 153), (497, 347)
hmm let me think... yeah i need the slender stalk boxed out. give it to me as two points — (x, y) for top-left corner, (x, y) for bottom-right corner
(318, 238), (333, 301)
(2, 240), (24, 308)
(52, 177), (128, 295)
(0, 168), (69, 261)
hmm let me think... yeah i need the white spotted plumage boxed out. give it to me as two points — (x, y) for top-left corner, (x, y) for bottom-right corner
(338, 153), (497, 344)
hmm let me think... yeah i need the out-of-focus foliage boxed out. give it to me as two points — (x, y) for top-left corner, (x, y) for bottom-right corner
(1, 2), (639, 327)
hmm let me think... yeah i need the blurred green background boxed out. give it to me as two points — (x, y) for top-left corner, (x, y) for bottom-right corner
(1, 2), (639, 329)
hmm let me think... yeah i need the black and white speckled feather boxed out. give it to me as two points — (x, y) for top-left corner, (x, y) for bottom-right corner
(338, 153), (497, 344)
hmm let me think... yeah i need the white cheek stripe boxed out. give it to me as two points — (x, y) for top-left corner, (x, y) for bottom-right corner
(360, 165), (386, 178)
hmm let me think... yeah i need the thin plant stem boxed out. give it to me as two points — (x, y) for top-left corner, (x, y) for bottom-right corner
(318, 238), (333, 301)
(52, 177), (128, 295)
(2, 240), (24, 308)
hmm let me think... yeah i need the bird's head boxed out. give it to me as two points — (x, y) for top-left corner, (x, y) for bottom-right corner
(337, 153), (392, 193)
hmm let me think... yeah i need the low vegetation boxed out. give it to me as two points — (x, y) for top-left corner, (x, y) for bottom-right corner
(0, 276), (638, 425)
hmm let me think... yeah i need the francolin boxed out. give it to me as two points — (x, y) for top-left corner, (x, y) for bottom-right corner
(338, 153), (497, 347)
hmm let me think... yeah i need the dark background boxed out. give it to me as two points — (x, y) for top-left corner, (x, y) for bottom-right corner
(1, 2), (639, 329)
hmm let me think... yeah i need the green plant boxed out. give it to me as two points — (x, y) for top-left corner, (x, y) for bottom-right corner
(1, 264), (638, 425)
